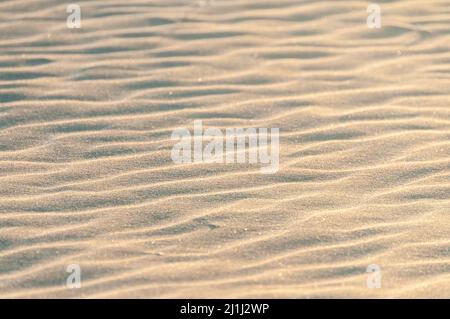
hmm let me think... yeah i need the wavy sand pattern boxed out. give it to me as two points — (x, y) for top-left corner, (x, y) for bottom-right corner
(0, 0), (449, 298)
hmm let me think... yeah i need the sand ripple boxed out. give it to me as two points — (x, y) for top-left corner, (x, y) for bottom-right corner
(0, 0), (449, 298)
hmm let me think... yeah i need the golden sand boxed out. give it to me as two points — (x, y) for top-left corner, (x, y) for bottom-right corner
(0, 0), (449, 298)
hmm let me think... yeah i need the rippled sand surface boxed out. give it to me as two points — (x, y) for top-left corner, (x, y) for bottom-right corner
(0, 0), (449, 298)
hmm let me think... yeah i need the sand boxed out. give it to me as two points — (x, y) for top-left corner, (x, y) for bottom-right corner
(0, 0), (449, 298)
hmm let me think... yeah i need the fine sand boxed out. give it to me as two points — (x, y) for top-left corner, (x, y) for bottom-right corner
(0, 0), (449, 298)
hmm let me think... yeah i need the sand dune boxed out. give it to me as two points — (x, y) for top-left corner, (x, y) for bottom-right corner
(0, 0), (449, 298)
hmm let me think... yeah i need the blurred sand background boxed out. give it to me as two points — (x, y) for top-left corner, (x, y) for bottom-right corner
(0, 0), (449, 298)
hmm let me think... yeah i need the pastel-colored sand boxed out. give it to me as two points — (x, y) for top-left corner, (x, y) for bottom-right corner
(0, 0), (449, 298)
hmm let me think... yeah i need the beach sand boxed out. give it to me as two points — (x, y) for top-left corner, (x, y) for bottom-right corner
(0, 0), (449, 298)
